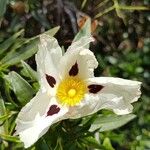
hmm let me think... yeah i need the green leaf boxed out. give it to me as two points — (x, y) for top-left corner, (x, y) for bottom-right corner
(89, 114), (136, 132)
(1, 39), (38, 67)
(5, 71), (35, 106)
(1, 26), (60, 67)
(81, 136), (101, 149)
(0, 134), (21, 143)
(95, 0), (109, 10)
(140, 140), (150, 148)
(26, 26), (60, 42)
(113, 0), (126, 24)
(0, 94), (6, 117)
(0, 114), (10, 122)
(1, 75), (18, 107)
(103, 138), (115, 150)
(81, 0), (87, 9)
(54, 138), (63, 150)
(0, 30), (24, 56)
(0, 0), (8, 18)
(35, 137), (51, 150)
(73, 18), (91, 47)
(0, 94), (6, 134)
(21, 61), (38, 81)
(95, 6), (115, 19)
(118, 5), (150, 11)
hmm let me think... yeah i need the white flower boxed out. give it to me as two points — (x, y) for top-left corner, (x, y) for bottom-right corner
(15, 35), (141, 148)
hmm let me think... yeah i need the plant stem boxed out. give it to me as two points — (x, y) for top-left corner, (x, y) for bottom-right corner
(95, 5), (115, 19)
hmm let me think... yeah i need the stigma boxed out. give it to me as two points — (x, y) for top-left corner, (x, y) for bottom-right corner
(68, 89), (76, 97)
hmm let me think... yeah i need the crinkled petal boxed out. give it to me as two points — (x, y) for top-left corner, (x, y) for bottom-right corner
(59, 36), (98, 79)
(36, 34), (62, 93)
(15, 92), (68, 148)
(68, 77), (141, 119)
(67, 36), (94, 51)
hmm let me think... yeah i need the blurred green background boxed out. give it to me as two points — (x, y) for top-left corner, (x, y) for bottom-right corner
(0, 0), (149, 150)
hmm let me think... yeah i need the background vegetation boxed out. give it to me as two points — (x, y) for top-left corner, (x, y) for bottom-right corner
(0, 0), (149, 150)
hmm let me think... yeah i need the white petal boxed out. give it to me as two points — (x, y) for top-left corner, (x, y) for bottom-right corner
(68, 77), (141, 119)
(67, 36), (94, 51)
(59, 36), (98, 79)
(36, 34), (62, 93)
(15, 92), (68, 148)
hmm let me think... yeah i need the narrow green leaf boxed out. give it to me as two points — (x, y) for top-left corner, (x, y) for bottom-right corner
(119, 5), (150, 11)
(35, 137), (51, 150)
(21, 61), (38, 81)
(95, 0), (109, 10)
(2, 76), (18, 107)
(0, 114), (10, 122)
(113, 0), (126, 24)
(81, 136), (101, 149)
(89, 114), (136, 132)
(0, 111), (16, 122)
(5, 71), (35, 106)
(0, 0), (9, 18)
(1, 27), (60, 67)
(95, 6), (115, 19)
(81, 0), (87, 9)
(103, 138), (115, 150)
(0, 94), (6, 134)
(0, 134), (20, 143)
(0, 94), (5, 117)
(1, 39), (38, 67)
(0, 30), (24, 56)
(26, 26), (60, 42)
(54, 138), (63, 150)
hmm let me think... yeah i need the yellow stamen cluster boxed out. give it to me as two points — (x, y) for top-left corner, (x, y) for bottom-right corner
(56, 77), (87, 106)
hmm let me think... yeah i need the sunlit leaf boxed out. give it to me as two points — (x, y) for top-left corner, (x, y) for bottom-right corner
(0, 30), (24, 56)
(21, 61), (38, 81)
(1, 27), (60, 67)
(5, 71), (35, 106)
(89, 114), (136, 132)
(0, 94), (6, 134)
(0, 134), (20, 143)
(81, 136), (101, 149)
(103, 138), (115, 150)
(0, 114), (10, 122)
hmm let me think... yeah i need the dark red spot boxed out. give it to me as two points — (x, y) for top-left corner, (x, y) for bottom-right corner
(47, 105), (60, 116)
(88, 84), (104, 94)
(69, 62), (79, 76)
(46, 74), (56, 88)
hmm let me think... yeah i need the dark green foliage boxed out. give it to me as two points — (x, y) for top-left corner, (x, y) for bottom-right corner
(0, 0), (149, 150)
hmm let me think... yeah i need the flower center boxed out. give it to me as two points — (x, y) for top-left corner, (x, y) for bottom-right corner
(68, 89), (76, 97)
(56, 77), (87, 106)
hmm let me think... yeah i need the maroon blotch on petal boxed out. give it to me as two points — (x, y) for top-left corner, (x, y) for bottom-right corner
(88, 84), (104, 94)
(46, 74), (56, 88)
(69, 62), (79, 76)
(47, 105), (60, 116)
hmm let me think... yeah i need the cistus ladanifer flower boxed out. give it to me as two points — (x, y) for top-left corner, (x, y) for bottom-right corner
(15, 35), (141, 148)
